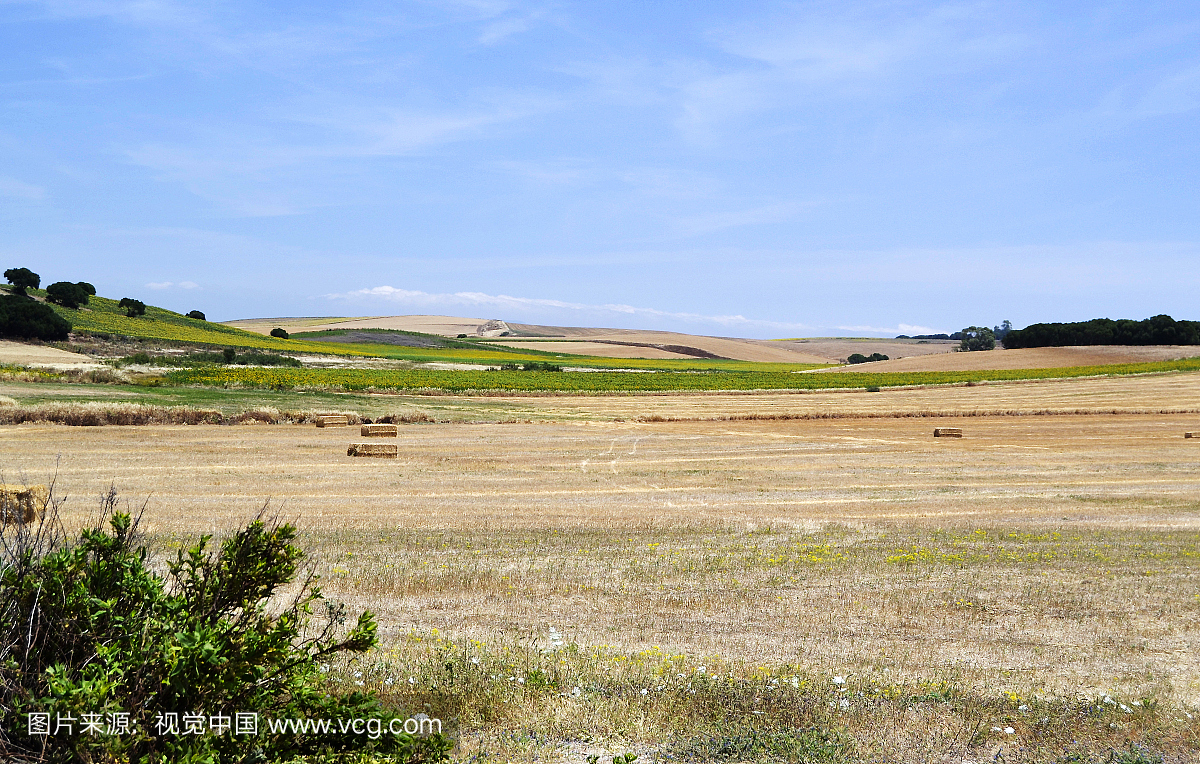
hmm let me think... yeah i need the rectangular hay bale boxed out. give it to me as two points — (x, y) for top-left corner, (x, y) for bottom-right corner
(361, 424), (398, 437)
(1187, 432), (1196, 439)
(0, 483), (49, 524)
(347, 443), (398, 458)
(933, 428), (963, 438)
(316, 415), (349, 428)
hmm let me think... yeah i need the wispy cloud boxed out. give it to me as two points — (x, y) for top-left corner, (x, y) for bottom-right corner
(325, 285), (818, 334)
(0, 176), (47, 201)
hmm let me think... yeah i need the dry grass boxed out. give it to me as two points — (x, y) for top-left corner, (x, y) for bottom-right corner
(3, 375), (1199, 762)
(825, 345), (1200, 373)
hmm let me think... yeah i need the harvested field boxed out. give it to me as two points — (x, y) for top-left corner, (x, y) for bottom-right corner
(0, 339), (101, 369)
(4, 375), (1200, 761)
(825, 344), (1200, 373)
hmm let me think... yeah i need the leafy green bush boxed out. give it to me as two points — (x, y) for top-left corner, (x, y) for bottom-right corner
(3, 267), (40, 295)
(119, 298), (147, 318)
(0, 295), (71, 341)
(45, 282), (92, 309)
(0, 491), (452, 763)
(117, 350), (302, 368)
(847, 353), (888, 364)
(186, 310), (206, 321)
(270, 328), (289, 339)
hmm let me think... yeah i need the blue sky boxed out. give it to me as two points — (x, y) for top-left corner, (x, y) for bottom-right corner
(1, 1), (1197, 337)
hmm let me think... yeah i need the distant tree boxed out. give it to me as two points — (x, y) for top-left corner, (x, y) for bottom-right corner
(1002, 315), (1200, 349)
(993, 320), (1013, 342)
(222, 348), (236, 364)
(76, 282), (96, 296)
(45, 281), (91, 309)
(4, 268), (40, 296)
(0, 295), (71, 340)
(847, 352), (889, 364)
(958, 326), (996, 352)
(186, 310), (206, 321)
(118, 298), (146, 318)
(270, 327), (289, 339)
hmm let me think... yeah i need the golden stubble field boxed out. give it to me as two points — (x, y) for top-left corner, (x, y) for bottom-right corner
(2, 373), (1199, 760)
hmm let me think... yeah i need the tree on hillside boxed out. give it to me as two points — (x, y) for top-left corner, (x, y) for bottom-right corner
(45, 281), (91, 309)
(4, 268), (40, 296)
(76, 282), (96, 296)
(958, 326), (996, 351)
(186, 310), (206, 320)
(270, 327), (289, 339)
(118, 297), (146, 317)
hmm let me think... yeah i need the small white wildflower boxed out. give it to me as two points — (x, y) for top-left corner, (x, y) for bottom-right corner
(470, 657), (480, 665)
(1103, 696), (1116, 705)
(354, 671), (362, 678)
(791, 677), (799, 688)
(640, 688), (648, 696)
(319, 664), (329, 673)
(697, 665), (706, 674)
(1132, 700), (1142, 707)
(518, 677), (525, 684)
(839, 698), (849, 710)
(1018, 704), (1029, 712)
(384, 677), (395, 686)
(833, 676), (846, 685)
(408, 676), (416, 685)
(657, 685), (665, 691)
(1004, 727), (1015, 735)
(991, 727), (1002, 733)
(355, 681), (364, 686)
(571, 686), (581, 697)
(1120, 704), (1132, 713)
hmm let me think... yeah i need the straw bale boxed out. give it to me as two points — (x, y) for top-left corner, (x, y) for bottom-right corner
(933, 428), (963, 438)
(0, 483), (48, 524)
(361, 424), (398, 437)
(316, 415), (349, 428)
(347, 443), (398, 458)
(1187, 432), (1196, 439)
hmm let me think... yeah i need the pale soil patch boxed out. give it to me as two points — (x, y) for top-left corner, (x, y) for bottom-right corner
(0, 340), (102, 369)
(823, 345), (1200, 373)
(450, 371), (1200, 422)
(774, 337), (960, 361)
(500, 324), (831, 363)
(224, 314), (489, 337)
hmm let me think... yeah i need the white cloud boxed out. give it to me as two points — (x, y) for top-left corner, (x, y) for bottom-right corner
(0, 177), (47, 201)
(325, 285), (818, 333)
(178, 281), (200, 289)
(146, 281), (173, 289)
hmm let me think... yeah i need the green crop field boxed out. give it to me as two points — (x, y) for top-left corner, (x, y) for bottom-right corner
(164, 356), (1200, 393)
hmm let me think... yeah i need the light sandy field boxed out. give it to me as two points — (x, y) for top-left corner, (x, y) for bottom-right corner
(4, 373), (1199, 761)
(774, 337), (961, 361)
(822, 345), (1200, 373)
(0, 339), (100, 369)
(225, 314), (491, 337)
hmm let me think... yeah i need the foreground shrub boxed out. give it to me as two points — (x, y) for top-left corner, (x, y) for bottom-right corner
(271, 327), (290, 339)
(0, 295), (71, 341)
(0, 492), (451, 763)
